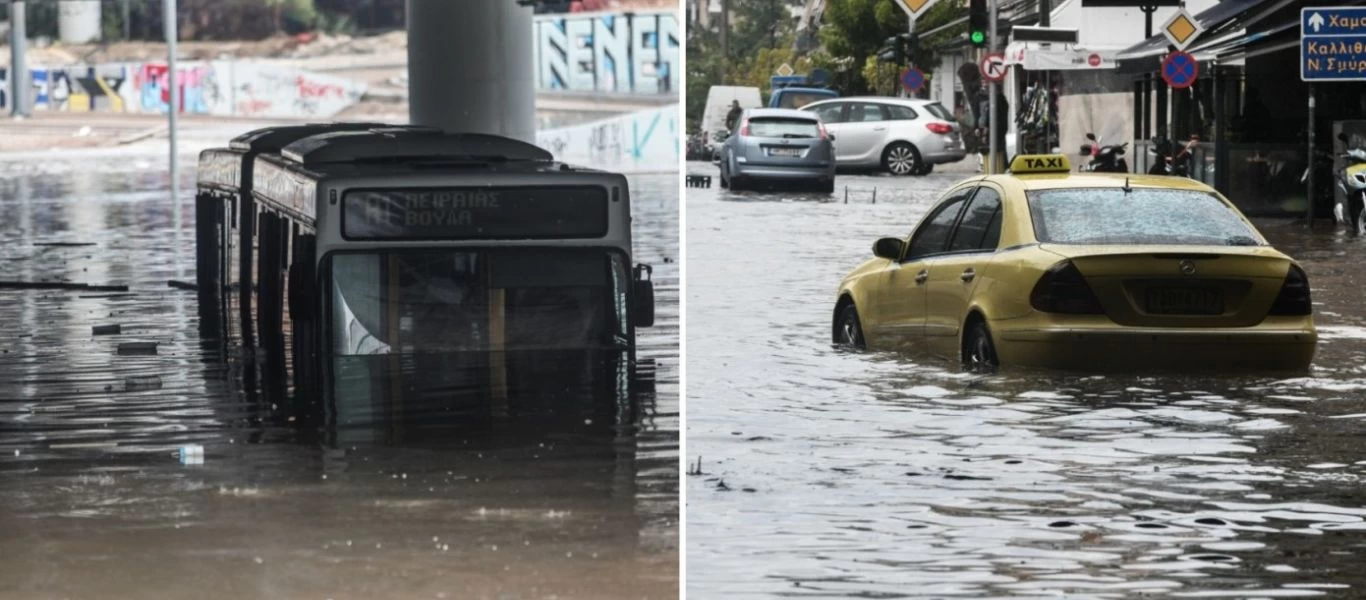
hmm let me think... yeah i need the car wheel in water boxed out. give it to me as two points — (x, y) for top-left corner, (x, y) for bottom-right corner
(916, 163), (935, 176)
(818, 179), (835, 194)
(834, 304), (865, 349)
(719, 165), (730, 189)
(882, 142), (920, 176)
(963, 321), (998, 373)
(730, 175), (748, 192)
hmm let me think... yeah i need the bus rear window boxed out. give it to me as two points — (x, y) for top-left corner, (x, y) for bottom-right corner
(343, 186), (609, 240)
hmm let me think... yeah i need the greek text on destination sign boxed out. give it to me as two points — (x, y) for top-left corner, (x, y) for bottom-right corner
(342, 186), (609, 240)
(1303, 36), (1366, 78)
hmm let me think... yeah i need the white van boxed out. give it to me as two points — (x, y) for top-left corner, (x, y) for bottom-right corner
(699, 85), (762, 137)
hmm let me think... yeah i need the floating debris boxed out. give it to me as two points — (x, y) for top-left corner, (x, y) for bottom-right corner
(117, 342), (158, 356)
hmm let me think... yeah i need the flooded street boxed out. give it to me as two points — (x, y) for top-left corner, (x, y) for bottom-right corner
(0, 153), (678, 599)
(685, 163), (1366, 598)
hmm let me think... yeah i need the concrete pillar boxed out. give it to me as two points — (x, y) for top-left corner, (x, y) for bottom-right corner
(406, 1), (535, 143)
(9, 1), (29, 118)
(58, 0), (102, 44)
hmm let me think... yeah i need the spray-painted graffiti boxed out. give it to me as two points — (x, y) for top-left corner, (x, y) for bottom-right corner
(534, 10), (679, 95)
(537, 104), (678, 173)
(0, 61), (366, 118)
(1, 65), (132, 112)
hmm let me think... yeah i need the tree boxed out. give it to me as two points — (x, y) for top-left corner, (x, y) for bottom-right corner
(819, 0), (964, 94)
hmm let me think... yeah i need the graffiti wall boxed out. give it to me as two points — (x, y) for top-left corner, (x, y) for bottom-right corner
(0, 61), (366, 118)
(537, 104), (677, 173)
(534, 10), (679, 95)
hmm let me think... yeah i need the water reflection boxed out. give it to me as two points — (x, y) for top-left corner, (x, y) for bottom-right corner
(686, 164), (1366, 598)
(0, 157), (677, 598)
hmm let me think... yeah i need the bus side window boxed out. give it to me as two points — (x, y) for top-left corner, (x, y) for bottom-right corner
(289, 234), (316, 321)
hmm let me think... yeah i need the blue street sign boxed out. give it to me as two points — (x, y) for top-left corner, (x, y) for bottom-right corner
(901, 68), (925, 93)
(1301, 7), (1366, 81)
(1161, 51), (1198, 89)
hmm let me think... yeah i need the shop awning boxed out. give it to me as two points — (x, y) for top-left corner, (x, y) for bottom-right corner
(1003, 42), (1124, 70)
(1113, 0), (1266, 73)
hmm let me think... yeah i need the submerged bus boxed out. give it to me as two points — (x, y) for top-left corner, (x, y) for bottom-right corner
(195, 125), (655, 426)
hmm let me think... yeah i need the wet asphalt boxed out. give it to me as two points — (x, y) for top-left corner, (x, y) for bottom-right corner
(0, 155), (678, 599)
(685, 162), (1366, 598)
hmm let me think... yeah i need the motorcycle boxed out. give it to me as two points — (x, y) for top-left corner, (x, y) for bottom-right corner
(1333, 132), (1366, 236)
(1078, 133), (1129, 173)
(1149, 134), (1199, 178)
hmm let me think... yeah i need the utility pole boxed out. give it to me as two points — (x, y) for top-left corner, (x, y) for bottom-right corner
(9, 0), (29, 118)
(165, 0), (179, 209)
(123, 0), (131, 41)
(719, 0), (730, 84)
(906, 19), (915, 99)
(988, 0), (999, 173)
(1039, 0), (1050, 154)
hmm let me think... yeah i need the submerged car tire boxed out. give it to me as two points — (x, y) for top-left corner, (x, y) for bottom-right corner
(730, 175), (748, 192)
(834, 303), (866, 349)
(817, 179), (835, 194)
(963, 321), (999, 373)
(916, 163), (935, 176)
(882, 142), (921, 176)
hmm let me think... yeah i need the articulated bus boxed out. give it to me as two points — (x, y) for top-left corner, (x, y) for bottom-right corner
(195, 125), (656, 430)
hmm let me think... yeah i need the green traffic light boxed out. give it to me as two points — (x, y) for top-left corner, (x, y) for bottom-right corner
(970, 30), (985, 44)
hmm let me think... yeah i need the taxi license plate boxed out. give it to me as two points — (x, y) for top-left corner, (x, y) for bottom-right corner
(769, 147), (803, 157)
(1145, 287), (1223, 315)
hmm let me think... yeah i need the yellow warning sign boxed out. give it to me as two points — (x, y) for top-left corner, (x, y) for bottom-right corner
(1162, 8), (1204, 51)
(894, 0), (942, 18)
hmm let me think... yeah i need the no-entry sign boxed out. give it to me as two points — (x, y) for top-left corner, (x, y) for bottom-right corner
(1161, 51), (1198, 89)
(980, 52), (1007, 82)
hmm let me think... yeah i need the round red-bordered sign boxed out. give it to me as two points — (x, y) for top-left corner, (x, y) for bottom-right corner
(901, 67), (925, 94)
(980, 52), (1007, 82)
(1087, 53), (1101, 67)
(1161, 51), (1198, 89)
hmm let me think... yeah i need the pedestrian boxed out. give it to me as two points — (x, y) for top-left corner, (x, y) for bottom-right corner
(725, 100), (744, 134)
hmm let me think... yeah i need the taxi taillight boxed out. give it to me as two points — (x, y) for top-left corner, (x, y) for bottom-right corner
(1268, 264), (1312, 316)
(1029, 260), (1105, 315)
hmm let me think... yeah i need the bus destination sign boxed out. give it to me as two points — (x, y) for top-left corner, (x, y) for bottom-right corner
(343, 186), (609, 240)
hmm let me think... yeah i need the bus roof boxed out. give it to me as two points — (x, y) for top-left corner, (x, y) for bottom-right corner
(280, 130), (553, 166)
(228, 122), (424, 152)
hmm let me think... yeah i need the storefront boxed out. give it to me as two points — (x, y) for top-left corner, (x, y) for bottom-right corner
(1117, 0), (1366, 218)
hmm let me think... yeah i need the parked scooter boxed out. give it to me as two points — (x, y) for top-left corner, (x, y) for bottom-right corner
(1333, 132), (1366, 236)
(1149, 134), (1199, 177)
(1078, 133), (1129, 173)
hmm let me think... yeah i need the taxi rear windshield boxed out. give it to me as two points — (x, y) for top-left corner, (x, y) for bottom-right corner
(1026, 188), (1264, 246)
(747, 117), (821, 138)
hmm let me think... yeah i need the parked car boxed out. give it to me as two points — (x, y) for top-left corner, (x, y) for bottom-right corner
(801, 96), (967, 176)
(832, 153), (1317, 373)
(714, 108), (837, 193)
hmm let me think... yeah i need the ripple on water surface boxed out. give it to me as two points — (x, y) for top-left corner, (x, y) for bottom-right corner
(685, 164), (1366, 598)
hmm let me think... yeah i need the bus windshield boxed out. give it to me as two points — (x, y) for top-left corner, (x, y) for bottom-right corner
(329, 248), (629, 355)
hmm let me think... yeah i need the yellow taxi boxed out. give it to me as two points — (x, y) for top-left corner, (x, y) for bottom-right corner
(832, 154), (1317, 372)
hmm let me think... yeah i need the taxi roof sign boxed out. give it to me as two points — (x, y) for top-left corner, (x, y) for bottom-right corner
(1009, 154), (1071, 174)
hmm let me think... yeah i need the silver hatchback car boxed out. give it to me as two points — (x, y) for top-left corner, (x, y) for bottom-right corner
(800, 97), (966, 176)
(715, 108), (837, 193)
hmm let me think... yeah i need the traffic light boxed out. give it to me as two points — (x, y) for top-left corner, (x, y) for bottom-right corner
(969, 0), (988, 47)
(878, 35), (904, 63)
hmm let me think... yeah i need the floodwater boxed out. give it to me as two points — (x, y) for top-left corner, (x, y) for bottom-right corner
(685, 163), (1366, 598)
(0, 154), (678, 599)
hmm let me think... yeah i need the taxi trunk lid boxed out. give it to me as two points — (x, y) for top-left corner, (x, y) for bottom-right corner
(1039, 244), (1295, 327)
